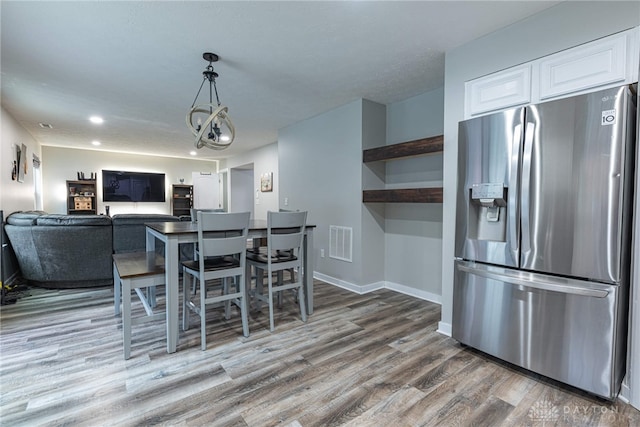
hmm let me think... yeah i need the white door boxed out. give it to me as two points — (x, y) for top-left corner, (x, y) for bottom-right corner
(192, 172), (220, 209)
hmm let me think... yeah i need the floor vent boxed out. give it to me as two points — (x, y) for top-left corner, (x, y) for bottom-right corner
(329, 225), (352, 262)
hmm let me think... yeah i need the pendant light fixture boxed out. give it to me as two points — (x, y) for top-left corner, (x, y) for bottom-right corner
(186, 52), (235, 150)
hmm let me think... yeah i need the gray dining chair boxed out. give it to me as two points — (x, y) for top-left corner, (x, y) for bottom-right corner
(246, 210), (307, 332)
(247, 208), (299, 301)
(188, 208), (226, 261)
(181, 211), (251, 350)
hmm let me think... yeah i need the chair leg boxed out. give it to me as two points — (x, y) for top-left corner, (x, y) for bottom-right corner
(245, 263), (250, 300)
(240, 273), (250, 338)
(256, 268), (265, 311)
(122, 278), (132, 360)
(276, 271), (283, 308)
(290, 269), (298, 302)
(148, 286), (157, 308)
(298, 280), (307, 323)
(182, 269), (190, 331)
(245, 264), (252, 309)
(223, 277), (231, 320)
(200, 277), (207, 351)
(191, 274), (197, 295)
(267, 269), (275, 332)
(246, 263), (255, 311)
(114, 264), (121, 316)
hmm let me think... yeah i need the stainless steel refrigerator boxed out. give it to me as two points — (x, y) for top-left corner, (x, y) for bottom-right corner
(453, 83), (637, 399)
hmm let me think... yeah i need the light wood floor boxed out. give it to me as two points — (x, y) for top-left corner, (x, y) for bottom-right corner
(1, 280), (639, 426)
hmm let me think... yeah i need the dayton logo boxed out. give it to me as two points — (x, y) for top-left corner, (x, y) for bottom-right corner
(528, 399), (560, 423)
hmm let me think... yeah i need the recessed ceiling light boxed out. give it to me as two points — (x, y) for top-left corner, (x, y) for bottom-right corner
(89, 116), (104, 124)
(39, 122), (53, 129)
(92, 140), (101, 146)
(190, 151), (197, 156)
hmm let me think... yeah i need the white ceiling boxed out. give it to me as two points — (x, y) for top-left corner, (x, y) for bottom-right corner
(1, 1), (560, 161)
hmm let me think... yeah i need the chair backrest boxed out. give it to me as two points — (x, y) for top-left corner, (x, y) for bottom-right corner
(197, 211), (250, 259)
(267, 211), (307, 254)
(190, 208), (225, 222)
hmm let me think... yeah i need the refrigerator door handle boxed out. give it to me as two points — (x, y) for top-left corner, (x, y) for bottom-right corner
(520, 120), (536, 262)
(508, 124), (522, 264)
(457, 261), (609, 298)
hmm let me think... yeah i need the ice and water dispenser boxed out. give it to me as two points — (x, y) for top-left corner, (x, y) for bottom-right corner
(467, 183), (507, 242)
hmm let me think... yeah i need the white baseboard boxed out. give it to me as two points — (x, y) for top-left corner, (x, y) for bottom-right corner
(312, 272), (455, 339)
(313, 272), (452, 337)
(313, 272), (384, 294)
(313, 272), (440, 303)
(385, 281), (442, 304)
(437, 321), (452, 337)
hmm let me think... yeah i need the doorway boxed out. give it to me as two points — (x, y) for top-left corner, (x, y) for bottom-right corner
(230, 164), (254, 219)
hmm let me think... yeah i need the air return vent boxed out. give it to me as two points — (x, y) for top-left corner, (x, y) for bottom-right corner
(329, 225), (352, 262)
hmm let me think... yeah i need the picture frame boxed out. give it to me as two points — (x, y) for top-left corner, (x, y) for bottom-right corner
(21, 144), (27, 180)
(260, 172), (273, 192)
(16, 144), (26, 183)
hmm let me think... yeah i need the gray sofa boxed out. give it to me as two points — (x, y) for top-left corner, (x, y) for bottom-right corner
(4, 211), (181, 289)
(111, 213), (179, 253)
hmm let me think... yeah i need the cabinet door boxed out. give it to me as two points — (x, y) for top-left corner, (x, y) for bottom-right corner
(465, 64), (531, 118)
(537, 31), (628, 100)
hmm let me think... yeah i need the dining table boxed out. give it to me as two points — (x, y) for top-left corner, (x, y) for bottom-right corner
(145, 219), (315, 353)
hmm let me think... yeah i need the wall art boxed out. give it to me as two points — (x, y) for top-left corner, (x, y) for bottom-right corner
(260, 172), (273, 192)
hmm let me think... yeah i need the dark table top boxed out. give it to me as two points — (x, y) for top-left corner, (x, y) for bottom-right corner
(145, 219), (315, 235)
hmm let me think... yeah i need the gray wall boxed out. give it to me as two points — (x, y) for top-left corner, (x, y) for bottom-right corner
(2, 107), (41, 214)
(280, 92), (444, 297)
(440, 1), (640, 331)
(384, 88), (444, 299)
(360, 100), (387, 286)
(279, 99), (366, 285)
(230, 168), (254, 217)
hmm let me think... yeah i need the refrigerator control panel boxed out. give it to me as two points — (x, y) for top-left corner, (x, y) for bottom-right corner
(471, 183), (505, 200)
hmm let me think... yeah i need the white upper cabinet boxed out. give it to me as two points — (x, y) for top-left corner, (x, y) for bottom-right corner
(464, 27), (639, 119)
(537, 31), (629, 100)
(465, 65), (531, 118)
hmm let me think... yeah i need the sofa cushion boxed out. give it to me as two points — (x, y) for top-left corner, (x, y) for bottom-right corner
(6, 211), (47, 226)
(36, 214), (112, 226)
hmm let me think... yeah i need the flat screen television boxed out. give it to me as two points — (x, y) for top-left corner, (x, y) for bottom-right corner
(102, 170), (166, 202)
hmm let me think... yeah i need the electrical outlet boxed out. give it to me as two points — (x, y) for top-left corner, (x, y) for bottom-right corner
(320, 249), (325, 258)
(284, 197), (289, 206)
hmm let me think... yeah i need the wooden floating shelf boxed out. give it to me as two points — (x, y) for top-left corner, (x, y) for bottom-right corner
(363, 134), (443, 163)
(362, 134), (444, 203)
(362, 188), (443, 203)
